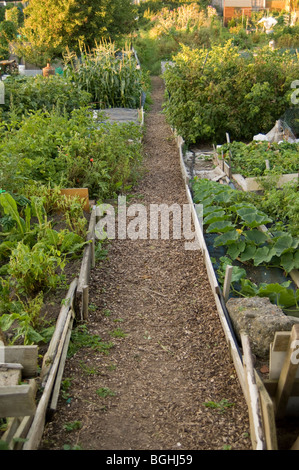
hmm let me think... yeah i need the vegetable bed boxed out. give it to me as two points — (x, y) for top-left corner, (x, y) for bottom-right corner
(218, 141), (299, 178)
(192, 178), (299, 315)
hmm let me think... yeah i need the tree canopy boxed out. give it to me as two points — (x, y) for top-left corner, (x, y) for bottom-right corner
(14, 0), (137, 66)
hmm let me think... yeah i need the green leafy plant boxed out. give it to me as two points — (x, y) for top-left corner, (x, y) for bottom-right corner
(193, 178), (299, 274)
(1, 74), (91, 124)
(96, 387), (116, 398)
(109, 328), (127, 338)
(63, 421), (82, 432)
(0, 291), (45, 344)
(164, 43), (299, 143)
(203, 398), (235, 413)
(64, 42), (143, 109)
(218, 141), (299, 178)
(68, 324), (114, 357)
(7, 241), (66, 295)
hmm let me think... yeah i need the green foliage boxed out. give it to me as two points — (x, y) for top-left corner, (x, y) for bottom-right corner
(164, 42), (299, 143)
(0, 74), (92, 123)
(219, 141), (299, 177)
(14, 0), (137, 65)
(7, 241), (66, 295)
(203, 398), (235, 413)
(68, 324), (114, 357)
(193, 178), (299, 273)
(63, 421), (82, 432)
(64, 42), (143, 109)
(0, 20), (17, 60)
(96, 387), (116, 398)
(0, 290), (45, 344)
(0, 107), (142, 199)
(255, 180), (299, 237)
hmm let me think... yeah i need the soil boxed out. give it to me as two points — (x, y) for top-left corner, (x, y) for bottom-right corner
(39, 76), (252, 451)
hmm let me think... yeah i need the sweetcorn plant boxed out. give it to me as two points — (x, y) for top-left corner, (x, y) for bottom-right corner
(64, 42), (143, 109)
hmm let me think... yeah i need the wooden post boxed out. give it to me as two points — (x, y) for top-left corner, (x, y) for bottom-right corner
(0, 379), (37, 418)
(241, 333), (266, 450)
(40, 278), (77, 387)
(49, 314), (74, 413)
(23, 307), (75, 450)
(82, 285), (89, 321)
(223, 265), (233, 302)
(275, 324), (299, 420)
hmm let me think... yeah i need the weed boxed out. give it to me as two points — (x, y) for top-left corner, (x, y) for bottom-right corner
(96, 387), (116, 398)
(61, 378), (73, 401)
(88, 303), (97, 312)
(79, 361), (99, 376)
(109, 328), (127, 338)
(102, 308), (111, 317)
(203, 398), (235, 413)
(68, 324), (114, 357)
(63, 421), (82, 432)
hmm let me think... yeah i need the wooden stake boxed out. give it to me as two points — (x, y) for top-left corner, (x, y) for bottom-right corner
(255, 372), (278, 450)
(241, 333), (266, 450)
(223, 265), (233, 302)
(82, 285), (89, 321)
(49, 314), (74, 413)
(275, 324), (299, 420)
(41, 278), (77, 387)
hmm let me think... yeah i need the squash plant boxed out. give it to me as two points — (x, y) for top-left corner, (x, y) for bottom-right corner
(192, 178), (299, 311)
(192, 178), (299, 274)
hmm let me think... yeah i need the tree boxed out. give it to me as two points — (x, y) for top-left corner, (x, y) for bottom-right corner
(0, 20), (18, 60)
(13, 0), (137, 67)
(68, 0), (138, 48)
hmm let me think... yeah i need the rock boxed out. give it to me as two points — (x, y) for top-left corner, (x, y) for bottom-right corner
(226, 297), (299, 359)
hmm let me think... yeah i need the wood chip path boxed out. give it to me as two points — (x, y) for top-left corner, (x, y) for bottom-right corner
(40, 76), (252, 451)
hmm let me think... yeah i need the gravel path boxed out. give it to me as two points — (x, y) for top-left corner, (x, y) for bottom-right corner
(40, 76), (252, 451)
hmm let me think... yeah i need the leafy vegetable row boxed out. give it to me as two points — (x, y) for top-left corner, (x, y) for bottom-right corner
(218, 140), (299, 177)
(192, 178), (299, 275)
(192, 178), (299, 311)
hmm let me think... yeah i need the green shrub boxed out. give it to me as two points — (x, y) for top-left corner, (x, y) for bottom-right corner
(0, 74), (91, 123)
(163, 41), (299, 143)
